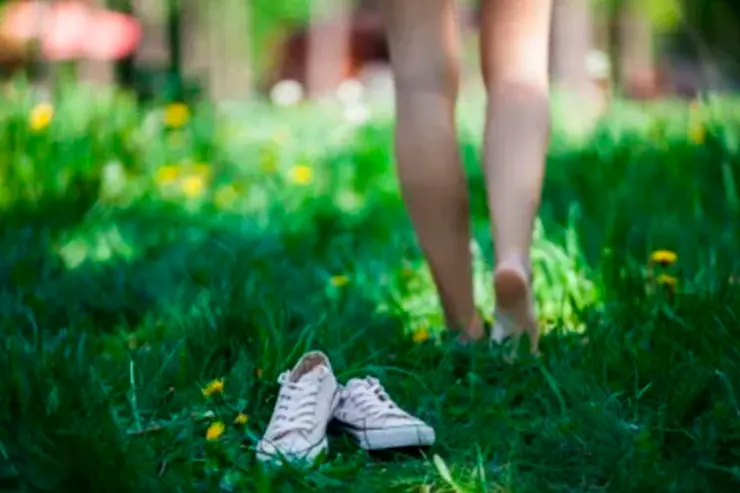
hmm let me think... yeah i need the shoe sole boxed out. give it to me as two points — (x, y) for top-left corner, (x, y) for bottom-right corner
(256, 436), (329, 466)
(332, 423), (435, 450)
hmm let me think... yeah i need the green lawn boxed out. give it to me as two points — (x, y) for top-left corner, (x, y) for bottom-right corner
(2, 84), (740, 492)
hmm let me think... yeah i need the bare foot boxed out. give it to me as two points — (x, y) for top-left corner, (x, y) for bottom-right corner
(492, 259), (539, 355)
(453, 312), (486, 345)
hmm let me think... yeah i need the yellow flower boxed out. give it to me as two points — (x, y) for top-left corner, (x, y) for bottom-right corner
(29, 103), (54, 131)
(656, 274), (678, 288)
(289, 165), (313, 185)
(330, 275), (349, 287)
(688, 121), (705, 145)
(202, 378), (224, 397)
(156, 165), (180, 184)
(164, 103), (191, 128)
(214, 184), (239, 208)
(182, 175), (205, 198)
(206, 421), (225, 441)
(193, 163), (211, 177)
(255, 368), (263, 379)
(412, 326), (431, 344)
(234, 413), (248, 425)
(650, 250), (677, 266)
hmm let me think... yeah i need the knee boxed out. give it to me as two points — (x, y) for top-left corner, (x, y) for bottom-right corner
(485, 79), (550, 107)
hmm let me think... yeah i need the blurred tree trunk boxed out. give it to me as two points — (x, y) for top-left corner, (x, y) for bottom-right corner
(617, 0), (654, 97)
(132, 0), (169, 67)
(306, 0), (352, 98)
(205, 0), (253, 102)
(79, 0), (115, 86)
(550, 0), (594, 95)
(179, 0), (207, 90)
(109, 0), (136, 88)
(550, 0), (607, 131)
(606, 0), (654, 96)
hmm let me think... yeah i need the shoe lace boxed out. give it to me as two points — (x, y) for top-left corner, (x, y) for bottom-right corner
(347, 377), (412, 420)
(268, 371), (322, 439)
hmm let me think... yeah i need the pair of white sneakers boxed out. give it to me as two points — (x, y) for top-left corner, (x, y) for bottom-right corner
(256, 351), (435, 465)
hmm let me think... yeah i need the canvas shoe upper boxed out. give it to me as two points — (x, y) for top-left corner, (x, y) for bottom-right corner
(331, 376), (435, 450)
(256, 351), (340, 464)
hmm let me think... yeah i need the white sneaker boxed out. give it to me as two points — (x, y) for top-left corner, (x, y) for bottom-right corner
(331, 377), (435, 450)
(256, 351), (340, 465)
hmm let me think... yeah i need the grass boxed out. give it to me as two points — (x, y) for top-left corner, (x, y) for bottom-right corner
(2, 81), (740, 492)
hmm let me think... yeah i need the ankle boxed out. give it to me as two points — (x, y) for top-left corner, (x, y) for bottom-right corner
(495, 254), (531, 278)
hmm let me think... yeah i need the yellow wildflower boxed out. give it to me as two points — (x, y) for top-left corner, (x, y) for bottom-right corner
(650, 250), (677, 266)
(687, 101), (706, 145)
(656, 274), (678, 288)
(202, 378), (224, 397)
(182, 175), (205, 198)
(29, 103), (54, 131)
(164, 103), (190, 128)
(330, 275), (349, 287)
(412, 326), (431, 344)
(214, 184), (239, 208)
(206, 421), (225, 441)
(688, 121), (705, 145)
(234, 413), (248, 425)
(255, 368), (263, 379)
(289, 165), (313, 185)
(193, 163), (211, 177)
(156, 165), (180, 184)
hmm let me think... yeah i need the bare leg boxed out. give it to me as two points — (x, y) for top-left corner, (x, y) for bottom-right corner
(480, 0), (553, 353)
(378, 0), (483, 340)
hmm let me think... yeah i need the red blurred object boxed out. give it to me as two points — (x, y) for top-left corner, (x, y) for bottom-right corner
(0, 0), (141, 61)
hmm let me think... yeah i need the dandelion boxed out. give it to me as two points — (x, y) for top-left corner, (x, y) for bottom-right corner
(656, 274), (678, 288)
(289, 165), (313, 185)
(688, 121), (705, 145)
(156, 165), (180, 184)
(330, 275), (349, 287)
(214, 184), (239, 208)
(206, 421), (225, 441)
(182, 175), (205, 198)
(412, 326), (431, 344)
(650, 250), (677, 266)
(202, 378), (224, 397)
(29, 103), (54, 131)
(164, 102), (190, 128)
(234, 413), (248, 425)
(687, 101), (706, 145)
(193, 163), (211, 177)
